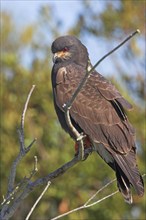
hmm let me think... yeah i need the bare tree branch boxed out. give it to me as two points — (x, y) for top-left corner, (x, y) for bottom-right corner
(0, 145), (92, 220)
(50, 178), (117, 220)
(51, 191), (119, 220)
(84, 178), (116, 206)
(51, 174), (145, 220)
(0, 85), (37, 220)
(25, 181), (51, 220)
(7, 85), (36, 197)
(20, 85), (36, 145)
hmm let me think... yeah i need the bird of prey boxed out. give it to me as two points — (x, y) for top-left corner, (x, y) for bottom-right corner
(51, 35), (144, 203)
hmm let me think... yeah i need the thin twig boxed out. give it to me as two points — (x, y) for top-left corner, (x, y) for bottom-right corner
(85, 190), (119, 208)
(51, 173), (146, 220)
(26, 156), (38, 182)
(25, 181), (51, 220)
(50, 183), (118, 220)
(0, 148), (92, 220)
(51, 191), (119, 220)
(26, 138), (37, 153)
(21, 85), (36, 143)
(32, 148), (92, 187)
(6, 85), (36, 197)
(84, 178), (116, 206)
(33, 156), (38, 172)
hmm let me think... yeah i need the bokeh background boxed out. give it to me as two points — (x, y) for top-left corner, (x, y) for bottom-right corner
(1, 1), (145, 219)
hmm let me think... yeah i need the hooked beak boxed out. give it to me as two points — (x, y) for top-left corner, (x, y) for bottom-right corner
(52, 53), (58, 63)
(52, 50), (71, 64)
(52, 51), (65, 63)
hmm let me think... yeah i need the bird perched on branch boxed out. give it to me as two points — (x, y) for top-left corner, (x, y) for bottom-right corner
(51, 35), (144, 203)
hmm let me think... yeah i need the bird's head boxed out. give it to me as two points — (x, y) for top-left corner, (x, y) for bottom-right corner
(51, 35), (89, 68)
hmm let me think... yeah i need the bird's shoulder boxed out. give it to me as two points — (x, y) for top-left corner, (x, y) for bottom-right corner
(56, 63), (132, 111)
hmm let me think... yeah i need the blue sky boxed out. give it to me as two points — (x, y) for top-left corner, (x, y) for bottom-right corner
(1, 1), (110, 71)
(1, 1), (82, 32)
(1, 1), (105, 31)
(1, 1), (143, 78)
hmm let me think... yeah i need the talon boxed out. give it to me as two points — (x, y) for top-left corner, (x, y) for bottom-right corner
(76, 132), (86, 142)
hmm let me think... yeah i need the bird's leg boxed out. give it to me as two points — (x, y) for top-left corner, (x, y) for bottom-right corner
(75, 134), (93, 160)
(76, 133), (85, 160)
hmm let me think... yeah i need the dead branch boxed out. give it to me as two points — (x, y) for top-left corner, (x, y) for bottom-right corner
(50, 179), (118, 220)
(25, 181), (51, 220)
(7, 85), (36, 197)
(0, 85), (37, 220)
(51, 174), (146, 220)
(1, 147), (92, 220)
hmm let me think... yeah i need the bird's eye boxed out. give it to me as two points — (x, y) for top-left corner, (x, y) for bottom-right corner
(62, 47), (69, 52)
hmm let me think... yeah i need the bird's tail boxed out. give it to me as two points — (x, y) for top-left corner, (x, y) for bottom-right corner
(114, 147), (144, 203)
(115, 164), (133, 203)
(93, 142), (144, 203)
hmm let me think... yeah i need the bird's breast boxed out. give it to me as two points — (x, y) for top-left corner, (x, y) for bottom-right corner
(56, 67), (68, 85)
(54, 66), (77, 110)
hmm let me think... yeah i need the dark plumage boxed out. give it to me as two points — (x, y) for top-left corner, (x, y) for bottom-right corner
(51, 35), (144, 203)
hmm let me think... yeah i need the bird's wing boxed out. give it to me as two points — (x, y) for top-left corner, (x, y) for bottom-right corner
(54, 64), (135, 154)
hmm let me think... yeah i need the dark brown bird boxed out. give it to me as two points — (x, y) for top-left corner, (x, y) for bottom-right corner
(51, 35), (144, 203)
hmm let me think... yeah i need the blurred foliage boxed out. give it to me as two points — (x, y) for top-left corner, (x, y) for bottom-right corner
(1, 1), (145, 220)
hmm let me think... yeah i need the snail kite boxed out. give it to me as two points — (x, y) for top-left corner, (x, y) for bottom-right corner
(51, 35), (144, 203)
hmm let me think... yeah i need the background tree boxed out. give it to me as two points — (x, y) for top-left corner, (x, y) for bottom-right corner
(1, 1), (145, 219)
